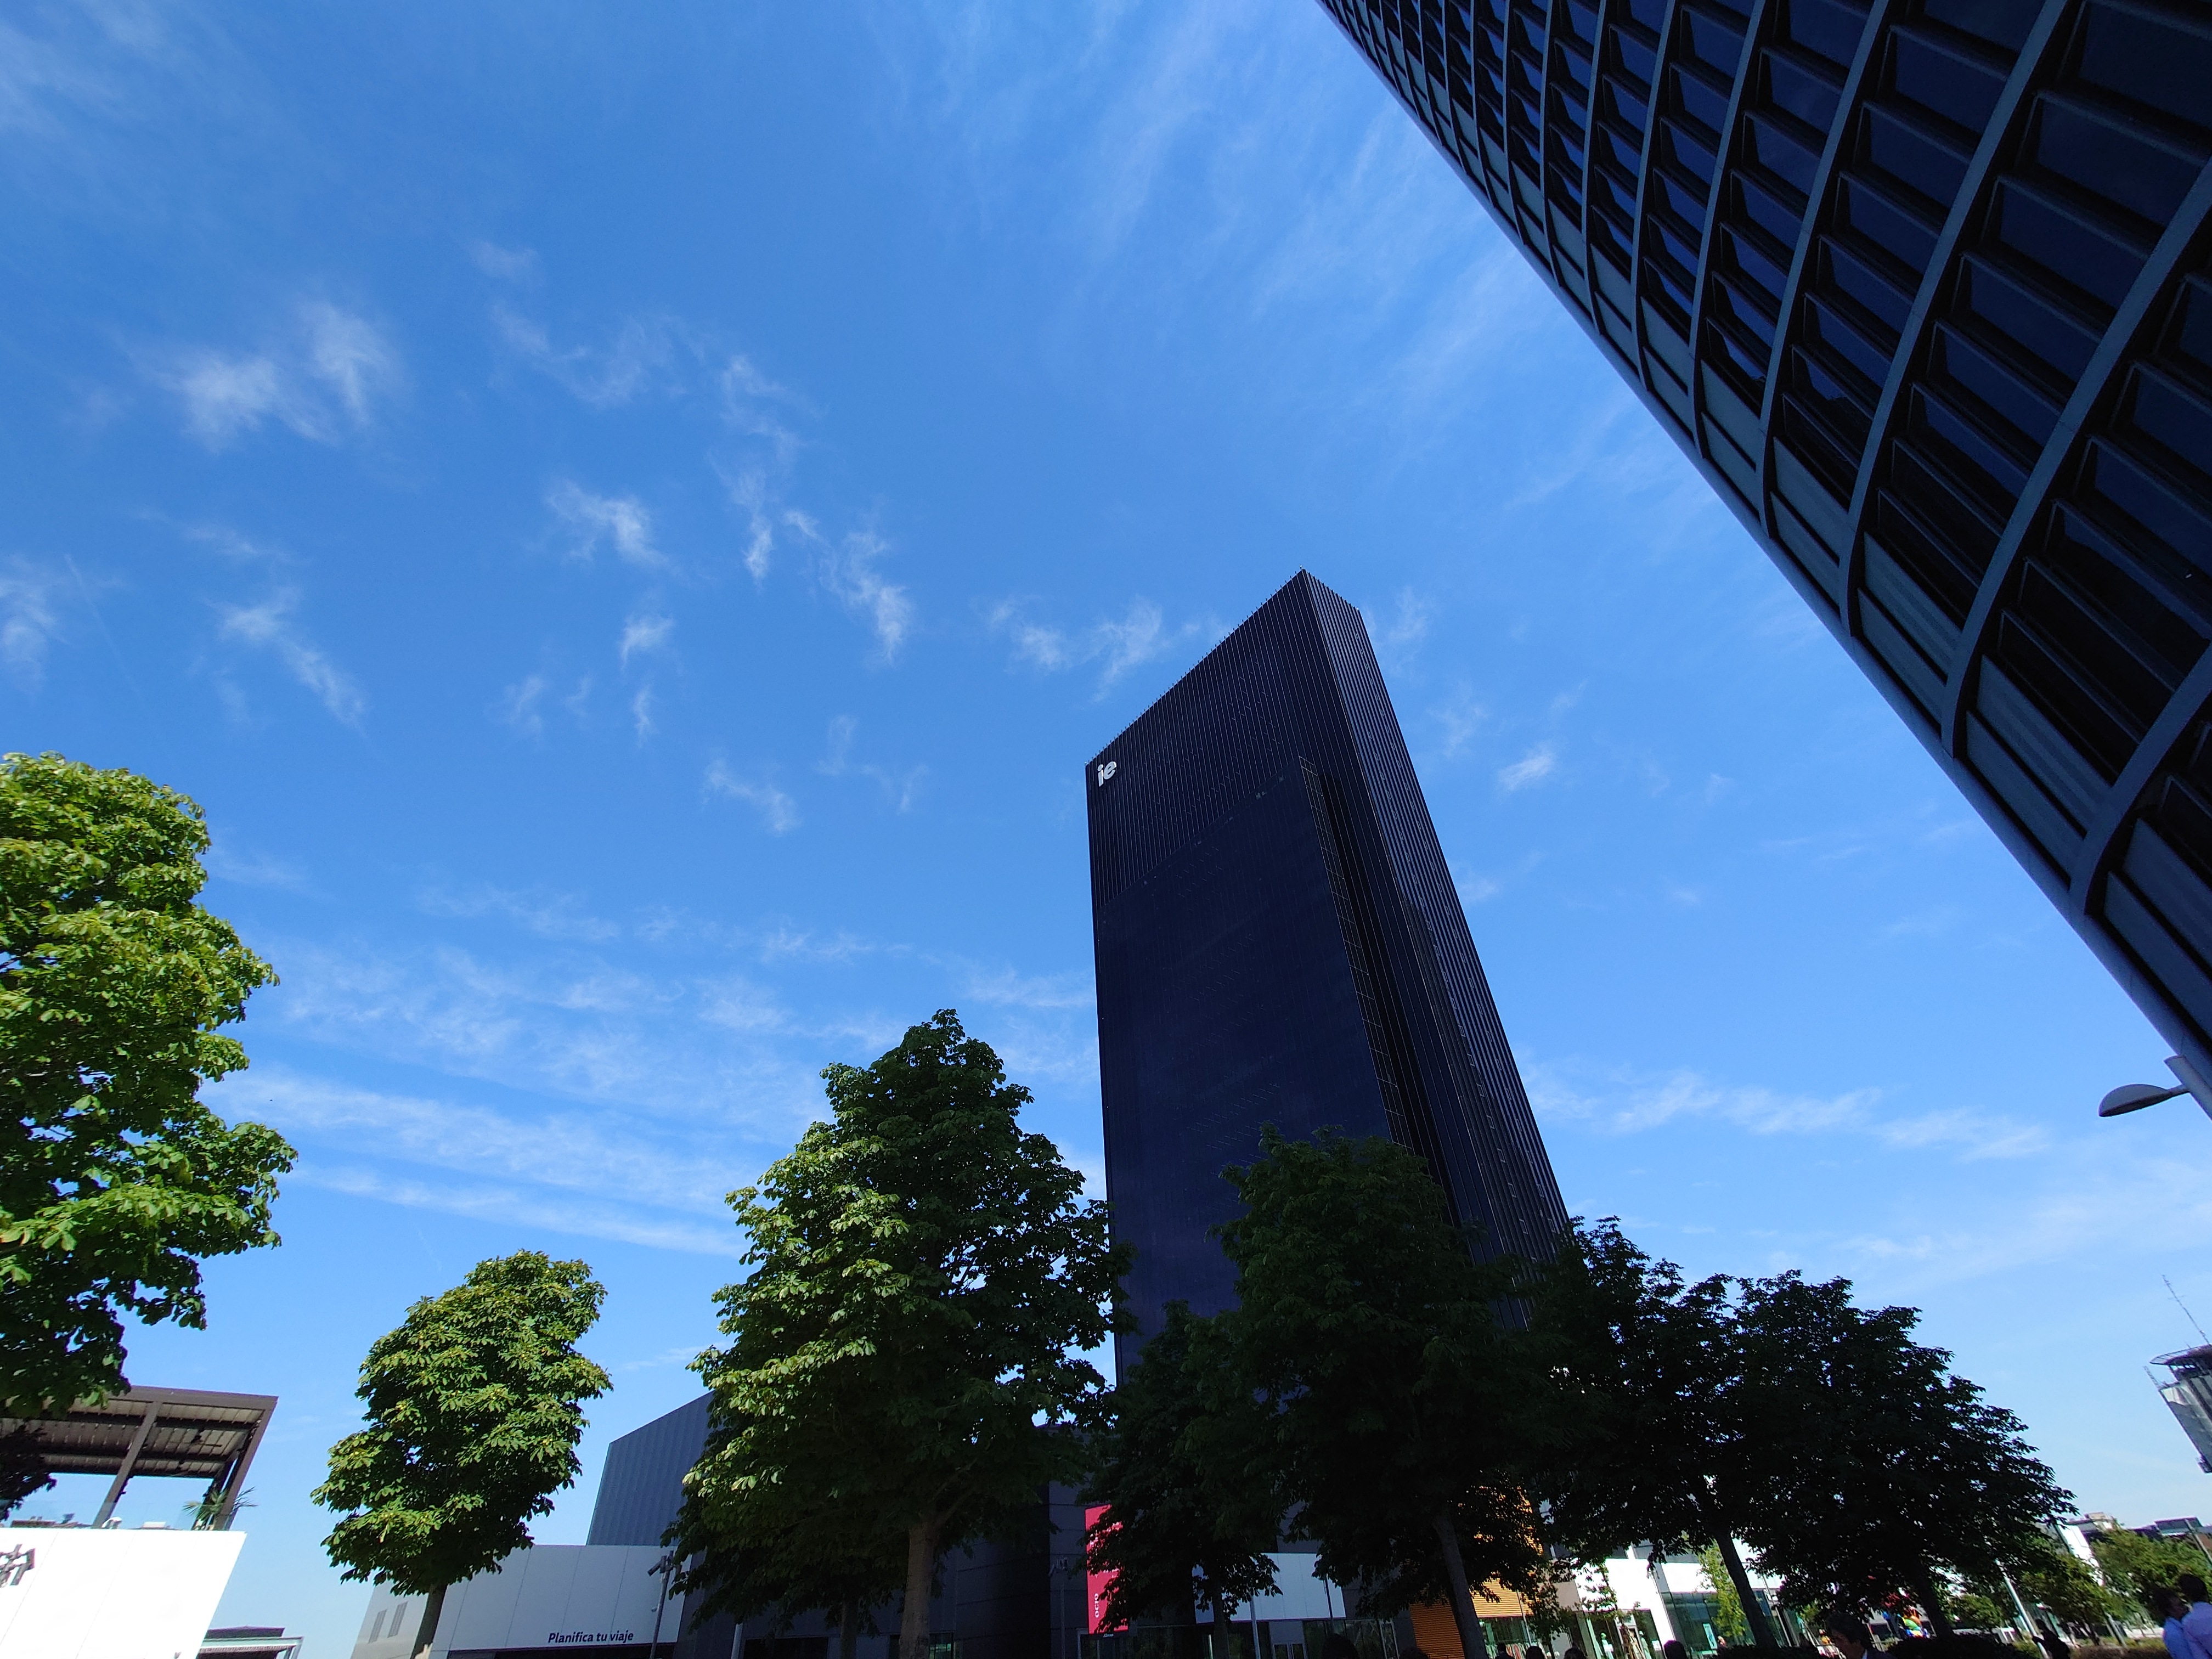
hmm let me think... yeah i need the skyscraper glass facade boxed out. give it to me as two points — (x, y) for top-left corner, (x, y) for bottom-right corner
(1087, 572), (1566, 1363)
(1319, 0), (2212, 1073)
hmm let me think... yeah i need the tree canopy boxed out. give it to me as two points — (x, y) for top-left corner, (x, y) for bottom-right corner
(1728, 1269), (2071, 1632)
(1084, 1300), (1278, 1649)
(678, 1011), (1126, 1659)
(1520, 1220), (1775, 1645)
(1213, 1127), (1547, 1659)
(0, 752), (292, 1418)
(2091, 1525), (2212, 1617)
(315, 1251), (610, 1659)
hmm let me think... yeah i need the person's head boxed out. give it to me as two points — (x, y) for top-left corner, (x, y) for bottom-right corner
(2182, 1573), (2211, 1606)
(1823, 1614), (1873, 1658)
(1563, 1646), (1585, 1659)
(1319, 1635), (1359, 1659)
(2160, 1587), (2191, 1619)
(1663, 1640), (1689, 1659)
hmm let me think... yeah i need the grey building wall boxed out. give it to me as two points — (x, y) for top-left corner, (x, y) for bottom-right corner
(589, 1392), (713, 1549)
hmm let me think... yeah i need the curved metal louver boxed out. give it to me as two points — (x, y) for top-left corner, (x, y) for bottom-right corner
(1320, 0), (2212, 1073)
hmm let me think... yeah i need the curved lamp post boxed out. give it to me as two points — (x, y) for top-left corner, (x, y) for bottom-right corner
(2098, 1056), (2212, 1121)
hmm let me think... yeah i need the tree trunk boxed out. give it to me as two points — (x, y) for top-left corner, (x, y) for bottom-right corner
(1212, 1593), (1238, 1659)
(839, 1596), (860, 1659)
(1909, 1572), (1955, 1640)
(413, 1584), (448, 1659)
(901, 1516), (944, 1659)
(1431, 1509), (1488, 1659)
(1712, 1534), (1776, 1650)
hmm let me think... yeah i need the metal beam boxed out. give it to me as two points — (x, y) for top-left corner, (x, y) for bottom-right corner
(91, 1400), (159, 1527)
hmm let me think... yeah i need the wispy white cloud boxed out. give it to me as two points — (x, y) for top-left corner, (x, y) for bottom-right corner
(1527, 1061), (2051, 1163)
(723, 466), (777, 582)
(1431, 687), (1486, 760)
(239, 1070), (736, 1214)
(699, 975), (789, 1035)
(618, 612), (674, 667)
(215, 590), (365, 725)
(1372, 586), (1432, 656)
(704, 759), (799, 833)
(987, 595), (1204, 696)
(959, 965), (1094, 1011)
(154, 302), (401, 449)
(719, 354), (803, 467)
(0, 558), (64, 687)
(1497, 743), (1556, 791)
(469, 240), (537, 281)
(497, 673), (548, 737)
(294, 1163), (743, 1257)
(548, 479), (664, 569)
(494, 306), (684, 408)
(204, 843), (313, 894)
(259, 938), (825, 1131)
(817, 529), (912, 661)
(419, 883), (621, 943)
(817, 715), (927, 812)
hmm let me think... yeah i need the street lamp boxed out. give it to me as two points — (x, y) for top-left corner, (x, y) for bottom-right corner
(2098, 1055), (2212, 1121)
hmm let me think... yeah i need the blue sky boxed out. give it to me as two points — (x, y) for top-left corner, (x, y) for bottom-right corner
(8, 2), (2212, 1651)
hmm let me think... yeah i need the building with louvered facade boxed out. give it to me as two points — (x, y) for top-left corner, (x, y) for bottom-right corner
(1317, 0), (2212, 1075)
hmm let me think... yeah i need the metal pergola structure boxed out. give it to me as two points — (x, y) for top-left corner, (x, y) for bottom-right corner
(0, 1385), (277, 1529)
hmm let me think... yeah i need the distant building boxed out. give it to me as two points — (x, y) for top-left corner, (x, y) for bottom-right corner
(2154, 1345), (2212, 1472)
(1316, 0), (2212, 1080)
(353, 1396), (1087, 1659)
(1086, 571), (1565, 1364)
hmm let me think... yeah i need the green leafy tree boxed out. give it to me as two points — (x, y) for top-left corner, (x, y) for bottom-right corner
(0, 1426), (52, 1519)
(679, 1012), (1127, 1659)
(315, 1252), (611, 1659)
(1519, 1221), (1776, 1648)
(0, 752), (292, 1416)
(2092, 1526), (2212, 1617)
(1213, 1127), (1548, 1659)
(2011, 1533), (2129, 1636)
(673, 1375), (907, 1659)
(1696, 1544), (1750, 1645)
(1941, 1585), (2012, 1634)
(1728, 1272), (2070, 1634)
(1085, 1301), (1279, 1654)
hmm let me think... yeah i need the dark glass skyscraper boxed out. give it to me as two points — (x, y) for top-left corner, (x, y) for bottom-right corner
(1087, 572), (1566, 1361)
(1319, 0), (2212, 1075)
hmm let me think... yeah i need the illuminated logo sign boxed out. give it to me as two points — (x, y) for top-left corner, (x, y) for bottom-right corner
(1096, 760), (1118, 785)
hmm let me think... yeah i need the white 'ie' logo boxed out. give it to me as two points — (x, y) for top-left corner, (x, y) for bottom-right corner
(1096, 760), (1118, 785)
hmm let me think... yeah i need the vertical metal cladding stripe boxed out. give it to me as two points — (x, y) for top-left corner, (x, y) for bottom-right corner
(1302, 758), (1420, 1153)
(1837, 2), (2079, 646)
(1625, 0), (1692, 431)
(1304, 579), (1571, 1254)
(2084, 648), (2212, 1068)
(1753, 0), (1894, 520)
(1302, 758), (1461, 1218)
(1943, 164), (2212, 770)
(1684, 0), (1775, 486)
(1576, 0), (1631, 366)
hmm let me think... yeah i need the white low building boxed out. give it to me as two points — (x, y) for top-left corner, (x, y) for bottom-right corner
(351, 1543), (680, 1658)
(0, 1522), (246, 1659)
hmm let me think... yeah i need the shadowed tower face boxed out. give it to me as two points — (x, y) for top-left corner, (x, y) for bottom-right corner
(1086, 572), (1566, 1365)
(1316, 0), (2212, 1079)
